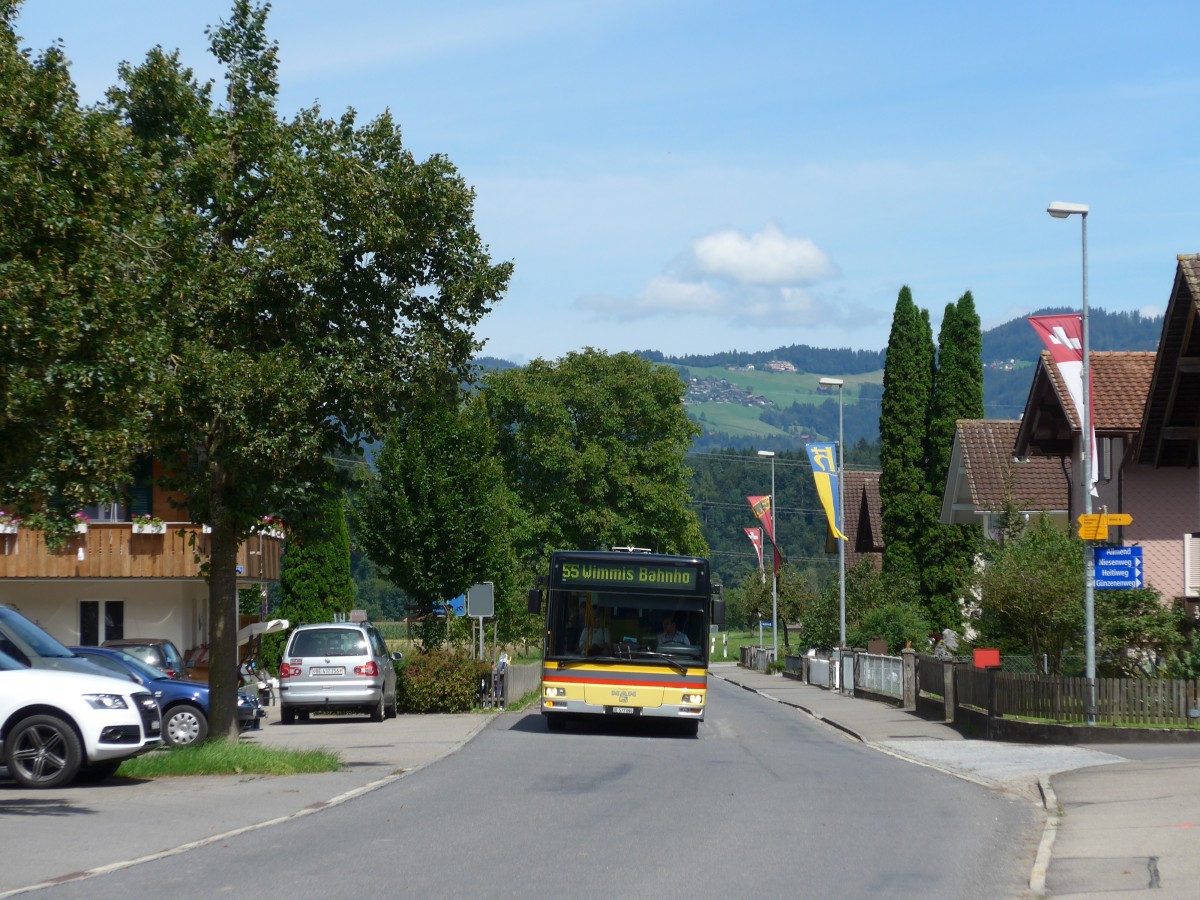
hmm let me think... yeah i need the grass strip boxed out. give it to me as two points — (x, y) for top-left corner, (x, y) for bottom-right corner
(118, 739), (342, 778)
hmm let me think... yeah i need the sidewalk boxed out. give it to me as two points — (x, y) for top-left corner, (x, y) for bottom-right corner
(712, 664), (1200, 899)
(0, 712), (488, 898)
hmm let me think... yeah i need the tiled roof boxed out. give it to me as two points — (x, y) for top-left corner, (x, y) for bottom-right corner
(1137, 254), (1200, 467)
(1039, 350), (1155, 433)
(839, 469), (883, 570)
(957, 420), (1069, 511)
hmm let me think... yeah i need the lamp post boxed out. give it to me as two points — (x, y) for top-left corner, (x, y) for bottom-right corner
(756, 449), (778, 660)
(819, 377), (847, 651)
(1048, 200), (1096, 726)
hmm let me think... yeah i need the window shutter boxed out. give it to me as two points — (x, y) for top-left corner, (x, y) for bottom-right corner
(129, 457), (154, 518)
(1185, 533), (1200, 598)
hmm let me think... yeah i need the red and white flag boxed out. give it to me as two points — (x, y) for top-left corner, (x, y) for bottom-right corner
(744, 527), (764, 580)
(1029, 314), (1098, 496)
(747, 496), (783, 568)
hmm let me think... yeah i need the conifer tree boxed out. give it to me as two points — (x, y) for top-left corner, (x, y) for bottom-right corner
(879, 287), (935, 584)
(920, 292), (985, 628)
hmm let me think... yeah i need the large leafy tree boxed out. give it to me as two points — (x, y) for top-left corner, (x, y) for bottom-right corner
(107, 2), (510, 734)
(0, 1), (165, 536)
(879, 286), (935, 584)
(976, 513), (1084, 674)
(920, 292), (985, 628)
(354, 396), (520, 651)
(481, 349), (707, 564)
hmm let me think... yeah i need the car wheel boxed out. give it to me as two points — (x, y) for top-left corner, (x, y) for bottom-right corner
(369, 693), (385, 722)
(4, 713), (83, 788)
(75, 759), (123, 782)
(678, 720), (700, 737)
(164, 705), (208, 747)
(546, 715), (567, 732)
(280, 706), (295, 725)
(385, 686), (398, 719)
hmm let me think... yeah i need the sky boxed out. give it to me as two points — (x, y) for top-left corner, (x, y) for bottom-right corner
(10, 1), (1200, 365)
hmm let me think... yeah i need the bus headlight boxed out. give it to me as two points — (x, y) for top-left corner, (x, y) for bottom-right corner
(682, 693), (704, 705)
(544, 686), (566, 698)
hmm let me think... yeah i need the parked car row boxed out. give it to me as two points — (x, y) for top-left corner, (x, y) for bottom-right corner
(1, 606), (265, 787)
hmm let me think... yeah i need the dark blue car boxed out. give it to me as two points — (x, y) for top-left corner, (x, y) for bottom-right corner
(70, 647), (263, 747)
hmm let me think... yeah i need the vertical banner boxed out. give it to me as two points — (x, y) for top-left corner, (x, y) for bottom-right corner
(1029, 314), (1098, 496)
(743, 526), (764, 580)
(805, 442), (847, 540)
(747, 495), (783, 568)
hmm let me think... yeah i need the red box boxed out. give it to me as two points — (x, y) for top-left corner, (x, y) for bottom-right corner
(974, 648), (1001, 669)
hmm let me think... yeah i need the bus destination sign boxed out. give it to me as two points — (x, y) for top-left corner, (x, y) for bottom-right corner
(559, 561), (697, 592)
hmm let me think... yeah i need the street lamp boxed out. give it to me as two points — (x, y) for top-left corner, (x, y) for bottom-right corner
(756, 449), (778, 660)
(819, 377), (846, 651)
(1048, 200), (1096, 726)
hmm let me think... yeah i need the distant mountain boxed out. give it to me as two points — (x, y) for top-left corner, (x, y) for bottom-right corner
(476, 308), (1163, 452)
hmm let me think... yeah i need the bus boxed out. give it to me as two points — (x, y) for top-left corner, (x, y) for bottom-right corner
(528, 548), (724, 735)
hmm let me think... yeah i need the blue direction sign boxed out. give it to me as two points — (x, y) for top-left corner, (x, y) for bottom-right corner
(1094, 546), (1144, 590)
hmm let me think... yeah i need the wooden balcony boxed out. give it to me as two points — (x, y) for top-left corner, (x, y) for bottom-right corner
(0, 524), (282, 583)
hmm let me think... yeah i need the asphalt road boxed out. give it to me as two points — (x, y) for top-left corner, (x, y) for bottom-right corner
(30, 678), (1042, 900)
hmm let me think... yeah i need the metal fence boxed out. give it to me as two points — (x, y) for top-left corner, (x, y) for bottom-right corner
(856, 653), (903, 699)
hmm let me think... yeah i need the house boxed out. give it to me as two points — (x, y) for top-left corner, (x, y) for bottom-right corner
(1133, 255), (1200, 614)
(940, 419), (1070, 538)
(940, 253), (1200, 609)
(0, 459), (282, 658)
(827, 469), (884, 571)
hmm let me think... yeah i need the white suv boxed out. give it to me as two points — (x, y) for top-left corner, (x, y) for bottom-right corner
(0, 649), (162, 788)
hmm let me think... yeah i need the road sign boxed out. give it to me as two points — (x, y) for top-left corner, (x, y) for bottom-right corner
(1077, 512), (1134, 540)
(1094, 546), (1144, 590)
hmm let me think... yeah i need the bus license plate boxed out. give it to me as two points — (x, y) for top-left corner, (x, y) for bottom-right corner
(310, 666), (344, 675)
(608, 705), (638, 715)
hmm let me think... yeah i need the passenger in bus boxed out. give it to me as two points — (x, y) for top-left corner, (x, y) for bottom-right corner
(577, 613), (611, 653)
(657, 615), (691, 647)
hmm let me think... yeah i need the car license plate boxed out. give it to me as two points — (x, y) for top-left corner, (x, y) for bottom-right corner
(310, 666), (345, 676)
(609, 705), (637, 715)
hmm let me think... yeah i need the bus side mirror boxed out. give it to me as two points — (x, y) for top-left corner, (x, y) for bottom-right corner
(712, 599), (726, 627)
(528, 588), (543, 615)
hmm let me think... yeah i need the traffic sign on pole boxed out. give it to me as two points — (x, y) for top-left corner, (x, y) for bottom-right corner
(1094, 546), (1143, 589)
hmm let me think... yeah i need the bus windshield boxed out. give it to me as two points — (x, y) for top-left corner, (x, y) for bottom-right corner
(547, 588), (706, 660)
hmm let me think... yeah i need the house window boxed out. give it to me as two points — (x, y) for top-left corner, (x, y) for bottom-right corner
(80, 600), (124, 646)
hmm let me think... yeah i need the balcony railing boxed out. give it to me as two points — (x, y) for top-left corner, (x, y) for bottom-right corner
(0, 524), (282, 583)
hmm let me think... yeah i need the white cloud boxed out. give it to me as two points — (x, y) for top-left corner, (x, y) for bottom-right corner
(690, 224), (836, 286)
(576, 224), (848, 330)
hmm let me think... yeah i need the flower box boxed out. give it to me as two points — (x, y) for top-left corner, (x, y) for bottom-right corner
(132, 522), (167, 535)
(74, 523), (88, 534)
(0, 524), (17, 535)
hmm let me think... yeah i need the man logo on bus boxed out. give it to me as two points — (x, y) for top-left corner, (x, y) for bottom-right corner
(612, 689), (638, 703)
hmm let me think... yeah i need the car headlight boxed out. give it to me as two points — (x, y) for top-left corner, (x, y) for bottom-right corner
(83, 694), (129, 710)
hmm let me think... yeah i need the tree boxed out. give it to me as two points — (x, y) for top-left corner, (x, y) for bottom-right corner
(107, 1), (511, 734)
(1094, 587), (1184, 677)
(354, 396), (518, 651)
(481, 349), (707, 564)
(0, 1), (166, 539)
(879, 287), (935, 584)
(920, 292), (985, 628)
(976, 513), (1084, 674)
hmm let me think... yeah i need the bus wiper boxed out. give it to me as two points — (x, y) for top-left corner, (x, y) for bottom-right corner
(622, 649), (688, 675)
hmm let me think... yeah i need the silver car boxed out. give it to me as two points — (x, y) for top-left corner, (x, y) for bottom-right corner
(278, 622), (400, 724)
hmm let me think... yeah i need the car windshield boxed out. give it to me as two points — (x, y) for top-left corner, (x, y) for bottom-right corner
(0, 607), (75, 658)
(0, 647), (28, 670)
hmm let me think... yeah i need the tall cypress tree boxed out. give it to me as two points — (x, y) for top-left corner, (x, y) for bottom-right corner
(879, 286), (935, 584)
(920, 292), (985, 628)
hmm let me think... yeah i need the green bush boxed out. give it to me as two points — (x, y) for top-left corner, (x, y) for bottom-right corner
(396, 649), (490, 713)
